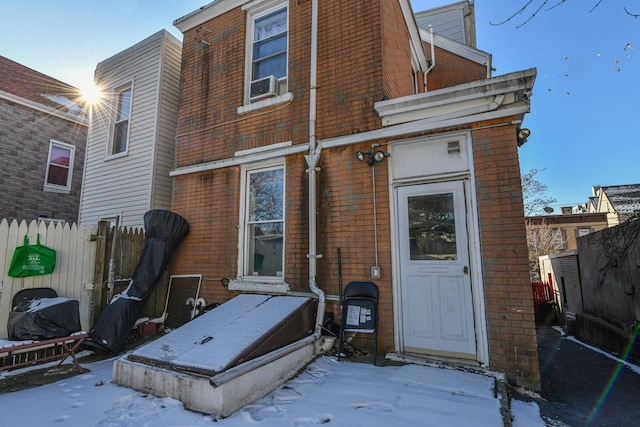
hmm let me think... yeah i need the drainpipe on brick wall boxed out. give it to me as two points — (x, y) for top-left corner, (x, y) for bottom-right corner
(424, 25), (435, 91)
(305, 0), (326, 338)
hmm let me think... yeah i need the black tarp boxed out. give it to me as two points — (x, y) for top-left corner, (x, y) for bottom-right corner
(88, 210), (190, 353)
(8, 298), (81, 340)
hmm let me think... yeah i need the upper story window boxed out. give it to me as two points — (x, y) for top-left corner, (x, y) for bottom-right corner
(243, 2), (289, 107)
(253, 8), (287, 81)
(44, 140), (74, 192)
(109, 83), (132, 156)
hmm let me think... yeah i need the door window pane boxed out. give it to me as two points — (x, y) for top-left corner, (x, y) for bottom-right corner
(407, 193), (457, 261)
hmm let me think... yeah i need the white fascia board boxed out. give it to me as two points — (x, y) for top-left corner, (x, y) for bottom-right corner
(171, 101), (530, 178)
(399, 0), (429, 71)
(174, 0), (248, 33)
(319, 102), (531, 151)
(374, 68), (536, 126)
(170, 143), (308, 177)
(0, 90), (88, 126)
(420, 28), (490, 66)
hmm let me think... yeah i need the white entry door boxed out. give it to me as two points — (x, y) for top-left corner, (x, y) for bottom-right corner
(397, 181), (476, 358)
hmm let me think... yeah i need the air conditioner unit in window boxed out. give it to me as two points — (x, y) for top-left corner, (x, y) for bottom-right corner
(249, 75), (277, 101)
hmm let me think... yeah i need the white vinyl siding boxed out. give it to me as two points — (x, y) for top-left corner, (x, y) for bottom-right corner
(79, 30), (182, 228)
(414, 1), (475, 47)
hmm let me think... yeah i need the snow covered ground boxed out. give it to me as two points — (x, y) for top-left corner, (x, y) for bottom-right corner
(0, 352), (545, 426)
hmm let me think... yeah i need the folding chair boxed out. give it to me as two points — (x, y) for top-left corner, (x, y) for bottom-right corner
(338, 281), (379, 364)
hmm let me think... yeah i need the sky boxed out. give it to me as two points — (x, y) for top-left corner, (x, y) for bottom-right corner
(1, 0), (638, 211)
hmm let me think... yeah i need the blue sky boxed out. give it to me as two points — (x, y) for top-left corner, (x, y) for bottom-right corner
(1, 1), (638, 210)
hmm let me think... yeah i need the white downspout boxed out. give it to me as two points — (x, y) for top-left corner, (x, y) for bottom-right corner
(305, 0), (325, 337)
(424, 25), (435, 91)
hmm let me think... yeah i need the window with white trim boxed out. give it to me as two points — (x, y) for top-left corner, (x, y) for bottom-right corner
(242, 165), (285, 278)
(245, 2), (288, 104)
(109, 83), (132, 156)
(44, 140), (74, 192)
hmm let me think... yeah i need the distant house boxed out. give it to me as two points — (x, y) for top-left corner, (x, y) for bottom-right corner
(168, 0), (540, 390)
(526, 212), (609, 252)
(78, 30), (182, 228)
(588, 184), (640, 227)
(0, 55), (87, 223)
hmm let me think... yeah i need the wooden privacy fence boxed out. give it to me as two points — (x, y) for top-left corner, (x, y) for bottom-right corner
(0, 219), (158, 340)
(0, 219), (96, 338)
(531, 278), (554, 323)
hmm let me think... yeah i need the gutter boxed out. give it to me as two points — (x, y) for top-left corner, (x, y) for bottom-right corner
(424, 25), (435, 90)
(304, 0), (326, 338)
(0, 89), (88, 126)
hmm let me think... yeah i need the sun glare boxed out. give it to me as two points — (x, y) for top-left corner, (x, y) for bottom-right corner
(80, 82), (103, 105)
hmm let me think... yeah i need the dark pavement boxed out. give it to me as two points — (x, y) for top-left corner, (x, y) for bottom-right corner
(520, 325), (640, 426)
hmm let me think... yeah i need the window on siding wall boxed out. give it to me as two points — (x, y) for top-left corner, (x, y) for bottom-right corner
(44, 140), (74, 192)
(577, 228), (591, 237)
(110, 84), (132, 156)
(244, 2), (288, 104)
(243, 166), (285, 278)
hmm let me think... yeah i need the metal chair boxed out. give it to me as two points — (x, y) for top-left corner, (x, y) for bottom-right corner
(338, 281), (379, 364)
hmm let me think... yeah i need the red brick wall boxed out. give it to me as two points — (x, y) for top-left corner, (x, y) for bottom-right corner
(170, 0), (539, 389)
(316, 0), (385, 139)
(170, 167), (241, 306)
(381, 0), (417, 98)
(425, 44), (488, 90)
(472, 120), (540, 389)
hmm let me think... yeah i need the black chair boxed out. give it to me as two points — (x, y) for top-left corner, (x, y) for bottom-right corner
(338, 281), (379, 364)
(12, 287), (58, 310)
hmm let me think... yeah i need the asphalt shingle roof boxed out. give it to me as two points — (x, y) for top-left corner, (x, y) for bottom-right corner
(0, 55), (85, 118)
(603, 184), (640, 213)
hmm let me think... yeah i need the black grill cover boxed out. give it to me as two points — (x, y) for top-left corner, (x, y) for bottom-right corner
(8, 298), (81, 340)
(88, 210), (190, 353)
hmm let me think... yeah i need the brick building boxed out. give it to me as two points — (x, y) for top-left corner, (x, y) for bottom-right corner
(0, 56), (87, 223)
(168, 0), (540, 389)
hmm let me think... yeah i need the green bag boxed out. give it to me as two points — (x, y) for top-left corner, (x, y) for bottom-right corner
(8, 234), (57, 277)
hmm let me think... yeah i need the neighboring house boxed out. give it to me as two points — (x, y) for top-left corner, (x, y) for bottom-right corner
(414, 0), (476, 47)
(526, 212), (609, 252)
(539, 250), (582, 327)
(168, 0), (539, 389)
(588, 184), (640, 227)
(78, 30), (182, 228)
(0, 55), (87, 223)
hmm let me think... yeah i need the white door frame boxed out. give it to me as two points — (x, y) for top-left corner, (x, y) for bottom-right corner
(387, 131), (489, 366)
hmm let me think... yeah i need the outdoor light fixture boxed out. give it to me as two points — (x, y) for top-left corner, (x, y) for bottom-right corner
(517, 127), (531, 147)
(356, 149), (389, 166)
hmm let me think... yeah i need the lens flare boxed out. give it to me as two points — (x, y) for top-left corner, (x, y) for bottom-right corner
(587, 322), (640, 424)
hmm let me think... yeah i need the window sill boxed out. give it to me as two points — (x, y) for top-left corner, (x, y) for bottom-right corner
(237, 92), (293, 115)
(105, 151), (128, 161)
(43, 185), (71, 194)
(228, 279), (290, 294)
